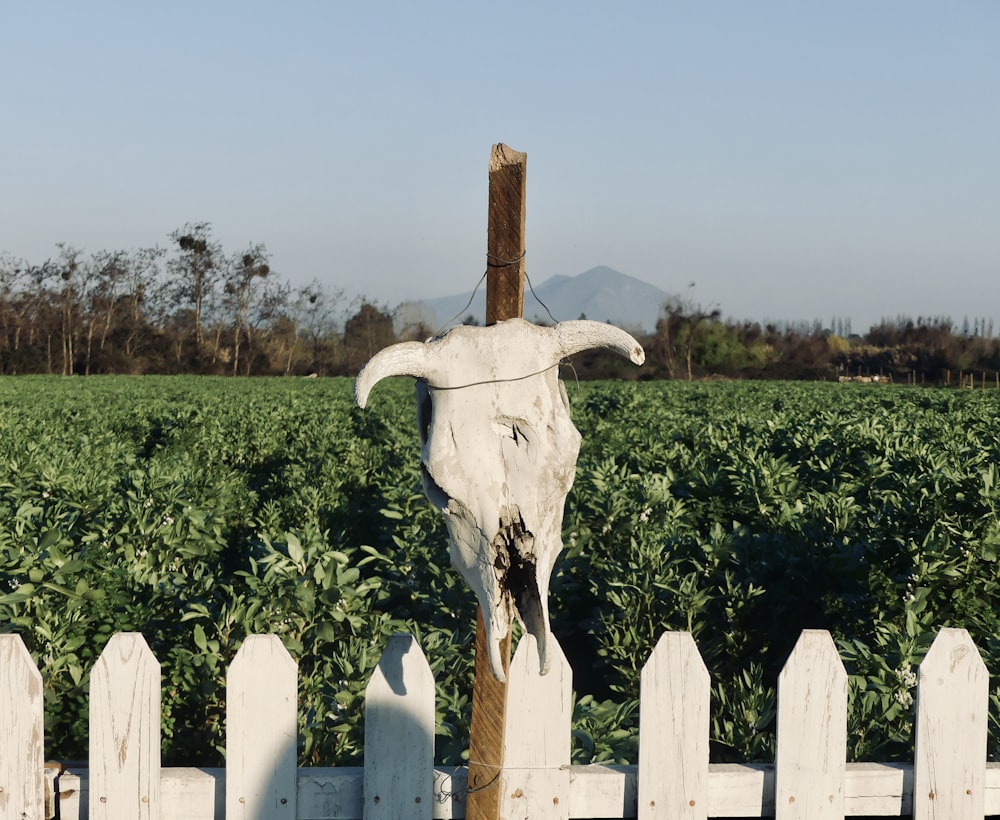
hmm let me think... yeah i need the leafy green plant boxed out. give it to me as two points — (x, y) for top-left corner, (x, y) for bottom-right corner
(4, 376), (1000, 767)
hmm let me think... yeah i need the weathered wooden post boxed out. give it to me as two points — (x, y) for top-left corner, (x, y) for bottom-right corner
(485, 143), (526, 325)
(466, 142), (528, 820)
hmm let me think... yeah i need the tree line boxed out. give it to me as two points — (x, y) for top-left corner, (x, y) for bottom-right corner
(3, 224), (998, 384)
(645, 295), (1000, 385)
(0, 224), (389, 377)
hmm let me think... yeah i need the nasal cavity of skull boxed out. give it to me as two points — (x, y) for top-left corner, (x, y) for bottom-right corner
(492, 512), (540, 621)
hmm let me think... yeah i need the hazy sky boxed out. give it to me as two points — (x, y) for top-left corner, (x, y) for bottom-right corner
(3, 2), (997, 333)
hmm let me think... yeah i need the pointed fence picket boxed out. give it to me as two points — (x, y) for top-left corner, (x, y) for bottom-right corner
(0, 635), (45, 820)
(1, 627), (998, 819)
(363, 633), (435, 819)
(226, 634), (298, 820)
(913, 627), (989, 820)
(774, 630), (847, 819)
(500, 634), (573, 819)
(637, 631), (709, 820)
(88, 632), (161, 820)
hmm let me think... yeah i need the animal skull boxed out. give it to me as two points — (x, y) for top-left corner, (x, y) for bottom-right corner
(355, 318), (644, 681)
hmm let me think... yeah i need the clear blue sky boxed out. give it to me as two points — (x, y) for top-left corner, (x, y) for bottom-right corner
(3, 2), (997, 333)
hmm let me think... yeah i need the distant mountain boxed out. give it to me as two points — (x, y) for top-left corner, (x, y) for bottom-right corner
(420, 266), (667, 333)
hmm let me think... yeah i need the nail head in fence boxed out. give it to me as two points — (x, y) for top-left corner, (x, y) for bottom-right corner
(638, 631), (710, 820)
(364, 634), (434, 819)
(0, 634), (45, 820)
(89, 632), (161, 820)
(774, 629), (847, 820)
(226, 634), (297, 820)
(913, 627), (988, 820)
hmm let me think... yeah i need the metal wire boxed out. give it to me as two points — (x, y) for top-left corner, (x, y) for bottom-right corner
(434, 250), (563, 335)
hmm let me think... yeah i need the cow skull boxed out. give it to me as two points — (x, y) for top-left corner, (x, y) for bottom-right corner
(355, 318), (644, 681)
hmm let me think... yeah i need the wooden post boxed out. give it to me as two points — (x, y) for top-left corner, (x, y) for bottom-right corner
(466, 143), (527, 820)
(485, 143), (526, 325)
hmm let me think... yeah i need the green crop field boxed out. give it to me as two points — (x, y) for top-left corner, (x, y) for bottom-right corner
(2, 375), (1000, 766)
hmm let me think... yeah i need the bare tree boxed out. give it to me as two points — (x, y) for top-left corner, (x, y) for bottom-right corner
(297, 282), (345, 375)
(246, 277), (290, 375)
(122, 246), (167, 363)
(273, 282), (318, 375)
(52, 244), (87, 375)
(0, 256), (26, 367)
(223, 244), (272, 375)
(79, 249), (127, 374)
(168, 223), (221, 359)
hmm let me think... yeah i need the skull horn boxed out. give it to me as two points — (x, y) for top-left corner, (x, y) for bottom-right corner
(355, 342), (434, 408)
(554, 320), (645, 365)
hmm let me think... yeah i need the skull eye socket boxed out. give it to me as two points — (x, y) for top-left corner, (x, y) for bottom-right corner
(416, 380), (432, 445)
(416, 381), (448, 508)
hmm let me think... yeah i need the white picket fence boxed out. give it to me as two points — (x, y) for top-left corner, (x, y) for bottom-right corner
(1, 627), (996, 819)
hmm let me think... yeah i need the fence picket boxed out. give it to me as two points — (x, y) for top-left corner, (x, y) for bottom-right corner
(774, 629), (847, 819)
(500, 633), (572, 820)
(363, 634), (434, 819)
(226, 634), (297, 820)
(89, 632), (161, 820)
(0, 635), (45, 820)
(637, 631), (709, 820)
(913, 627), (988, 820)
(5, 626), (1000, 819)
